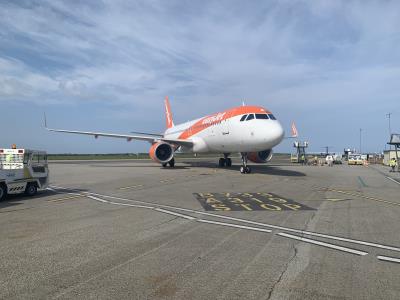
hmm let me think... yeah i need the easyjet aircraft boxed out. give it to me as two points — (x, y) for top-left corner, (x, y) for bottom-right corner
(46, 97), (297, 173)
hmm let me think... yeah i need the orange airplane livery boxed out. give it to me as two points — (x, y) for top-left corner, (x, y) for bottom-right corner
(46, 97), (297, 173)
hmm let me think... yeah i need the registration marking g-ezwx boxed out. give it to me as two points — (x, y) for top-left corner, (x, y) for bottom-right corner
(193, 192), (314, 211)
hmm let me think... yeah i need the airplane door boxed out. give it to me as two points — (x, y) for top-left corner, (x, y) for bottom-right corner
(221, 118), (230, 149)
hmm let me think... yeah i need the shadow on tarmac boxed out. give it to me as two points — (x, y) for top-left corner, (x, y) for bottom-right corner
(86, 160), (305, 176)
(181, 161), (306, 176)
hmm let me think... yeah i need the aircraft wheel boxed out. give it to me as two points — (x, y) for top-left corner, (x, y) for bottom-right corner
(226, 158), (232, 167)
(0, 184), (7, 201)
(168, 158), (175, 168)
(240, 166), (245, 174)
(25, 183), (37, 197)
(218, 158), (226, 167)
(162, 163), (168, 168)
(246, 166), (251, 173)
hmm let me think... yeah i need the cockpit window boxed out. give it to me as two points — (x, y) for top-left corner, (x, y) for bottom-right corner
(255, 114), (269, 119)
(246, 114), (254, 121)
(268, 114), (276, 120)
(240, 115), (247, 122)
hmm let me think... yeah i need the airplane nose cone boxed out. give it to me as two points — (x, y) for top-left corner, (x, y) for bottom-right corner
(271, 122), (285, 145)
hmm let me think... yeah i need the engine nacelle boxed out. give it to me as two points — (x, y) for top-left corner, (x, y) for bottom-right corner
(149, 142), (174, 163)
(248, 149), (273, 163)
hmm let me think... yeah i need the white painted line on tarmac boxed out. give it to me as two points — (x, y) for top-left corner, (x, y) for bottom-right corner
(386, 176), (400, 186)
(86, 195), (109, 203)
(198, 219), (272, 233)
(155, 208), (195, 220)
(88, 194), (195, 219)
(377, 255), (400, 264)
(49, 186), (400, 254)
(278, 233), (368, 256)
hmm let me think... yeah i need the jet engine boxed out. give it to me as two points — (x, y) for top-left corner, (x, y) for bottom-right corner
(247, 149), (273, 163)
(149, 142), (174, 163)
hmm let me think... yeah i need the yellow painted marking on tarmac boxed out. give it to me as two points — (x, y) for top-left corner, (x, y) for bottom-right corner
(47, 195), (83, 203)
(327, 188), (400, 207)
(160, 178), (175, 183)
(118, 184), (144, 190)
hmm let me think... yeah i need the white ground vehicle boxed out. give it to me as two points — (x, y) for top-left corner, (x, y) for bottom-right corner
(0, 148), (49, 201)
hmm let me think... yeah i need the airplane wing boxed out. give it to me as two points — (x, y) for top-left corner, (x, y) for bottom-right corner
(44, 115), (193, 147)
(45, 127), (194, 146)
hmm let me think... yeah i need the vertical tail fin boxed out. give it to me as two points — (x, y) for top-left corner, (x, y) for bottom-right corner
(291, 122), (298, 138)
(164, 96), (174, 129)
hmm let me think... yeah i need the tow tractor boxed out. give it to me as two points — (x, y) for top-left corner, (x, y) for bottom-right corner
(0, 147), (49, 201)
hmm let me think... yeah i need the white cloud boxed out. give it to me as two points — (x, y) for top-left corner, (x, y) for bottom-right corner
(1, 0), (400, 152)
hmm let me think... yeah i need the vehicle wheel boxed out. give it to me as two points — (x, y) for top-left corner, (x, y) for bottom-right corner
(162, 163), (168, 168)
(240, 166), (245, 174)
(0, 184), (7, 201)
(168, 158), (175, 168)
(226, 158), (232, 167)
(25, 183), (37, 197)
(219, 158), (226, 167)
(246, 166), (251, 173)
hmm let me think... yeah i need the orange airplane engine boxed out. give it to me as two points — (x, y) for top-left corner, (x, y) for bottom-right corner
(149, 142), (174, 163)
(248, 149), (273, 163)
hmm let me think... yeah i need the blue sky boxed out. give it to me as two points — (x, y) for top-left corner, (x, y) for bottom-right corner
(1, 0), (400, 154)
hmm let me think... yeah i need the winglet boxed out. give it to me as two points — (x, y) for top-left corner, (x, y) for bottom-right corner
(164, 96), (174, 129)
(291, 122), (298, 138)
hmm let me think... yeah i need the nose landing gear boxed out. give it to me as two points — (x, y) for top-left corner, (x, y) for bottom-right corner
(240, 153), (251, 174)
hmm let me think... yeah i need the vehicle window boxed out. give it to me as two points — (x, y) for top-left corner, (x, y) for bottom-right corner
(240, 115), (247, 122)
(246, 114), (254, 121)
(255, 114), (269, 119)
(32, 154), (39, 163)
(268, 114), (276, 120)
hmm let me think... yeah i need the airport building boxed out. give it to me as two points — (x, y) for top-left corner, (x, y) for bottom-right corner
(383, 150), (399, 166)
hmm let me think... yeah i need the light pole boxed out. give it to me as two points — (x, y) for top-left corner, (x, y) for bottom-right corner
(386, 113), (392, 151)
(386, 113), (392, 136)
(359, 128), (362, 154)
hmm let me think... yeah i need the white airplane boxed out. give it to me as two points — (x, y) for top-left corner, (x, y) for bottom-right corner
(46, 97), (297, 174)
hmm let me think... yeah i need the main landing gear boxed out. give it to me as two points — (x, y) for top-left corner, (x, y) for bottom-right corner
(240, 153), (251, 174)
(218, 153), (232, 167)
(162, 158), (175, 168)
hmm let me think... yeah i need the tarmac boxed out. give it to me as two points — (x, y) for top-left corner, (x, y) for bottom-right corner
(1, 157), (400, 299)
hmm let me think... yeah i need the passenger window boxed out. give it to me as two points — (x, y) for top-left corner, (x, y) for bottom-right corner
(268, 114), (276, 120)
(246, 114), (254, 121)
(255, 114), (269, 119)
(240, 115), (247, 122)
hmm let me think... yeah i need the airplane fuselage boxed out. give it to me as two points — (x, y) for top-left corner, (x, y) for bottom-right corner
(164, 105), (285, 153)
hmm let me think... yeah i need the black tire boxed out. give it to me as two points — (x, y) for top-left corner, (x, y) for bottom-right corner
(226, 158), (232, 167)
(0, 184), (7, 201)
(219, 158), (226, 167)
(246, 166), (251, 173)
(25, 183), (37, 197)
(168, 158), (175, 168)
(162, 163), (168, 168)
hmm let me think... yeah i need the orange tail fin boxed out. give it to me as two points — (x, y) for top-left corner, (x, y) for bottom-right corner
(164, 96), (174, 129)
(291, 122), (298, 138)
